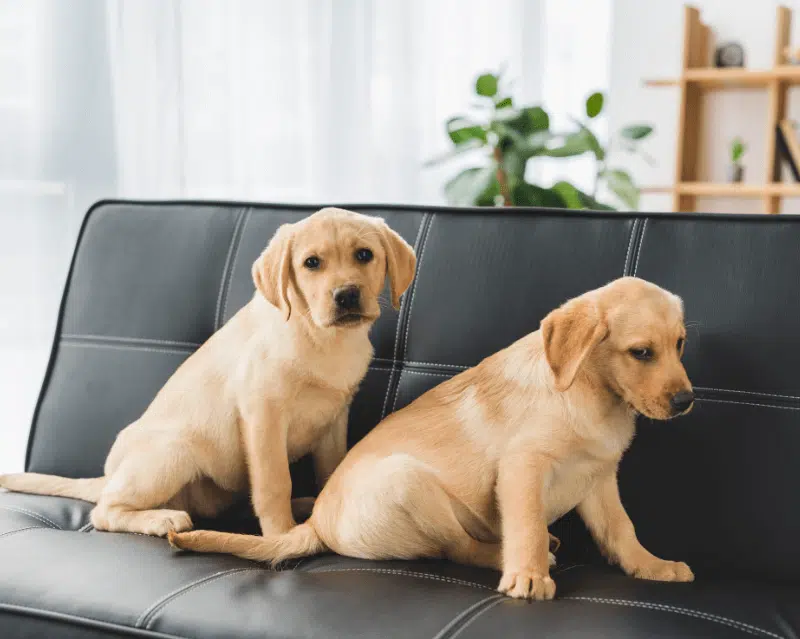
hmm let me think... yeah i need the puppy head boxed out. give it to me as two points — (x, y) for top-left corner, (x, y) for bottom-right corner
(252, 208), (416, 329)
(542, 276), (693, 420)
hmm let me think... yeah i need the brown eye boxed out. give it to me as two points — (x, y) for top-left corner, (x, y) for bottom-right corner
(355, 248), (373, 263)
(677, 338), (685, 352)
(304, 256), (321, 270)
(629, 347), (653, 362)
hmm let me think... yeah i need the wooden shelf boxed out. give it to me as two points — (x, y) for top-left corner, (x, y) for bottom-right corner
(642, 183), (800, 197)
(645, 65), (800, 89)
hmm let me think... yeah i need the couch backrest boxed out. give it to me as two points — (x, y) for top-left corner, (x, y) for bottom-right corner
(27, 200), (800, 582)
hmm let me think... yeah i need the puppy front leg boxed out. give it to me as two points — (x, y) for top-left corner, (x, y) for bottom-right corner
(577, 469), (694, 582)
(241, 401), (296, 536)
(312, 406), (349, 491)
(496, 452), (556, 600)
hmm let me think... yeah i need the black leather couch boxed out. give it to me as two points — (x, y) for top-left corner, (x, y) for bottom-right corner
(2, 200), (799, 638)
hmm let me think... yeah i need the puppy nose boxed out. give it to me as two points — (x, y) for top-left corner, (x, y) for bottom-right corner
(670, 390), (694, 414)
(334, 286), (361, 311)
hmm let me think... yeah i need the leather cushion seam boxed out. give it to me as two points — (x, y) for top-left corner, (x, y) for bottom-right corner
(0, 505), (62, 530)
(563, 596), (783, 639)
(0, 602), (186, 639)
(219, 208), (251, 330)
(136, 567), (262, 629)
(307, 567), (494, 591)
(214, 207), (246, 331)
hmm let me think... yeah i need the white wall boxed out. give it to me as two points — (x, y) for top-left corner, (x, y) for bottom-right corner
(609, 0), (800, 213)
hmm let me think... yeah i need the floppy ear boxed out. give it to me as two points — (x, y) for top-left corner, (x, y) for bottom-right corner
(377, 220), (417, 309)
(541, 297), (608, 392)
(252, 224), (294, 321)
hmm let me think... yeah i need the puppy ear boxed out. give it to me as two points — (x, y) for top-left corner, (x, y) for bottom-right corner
(541, 297), (607, 391)
(252, 224), (293, 321)
(377, 220), (417, 310)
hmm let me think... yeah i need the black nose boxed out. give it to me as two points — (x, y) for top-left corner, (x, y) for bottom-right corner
(334, 286), (361, 311)
(670, 390), (694, 414)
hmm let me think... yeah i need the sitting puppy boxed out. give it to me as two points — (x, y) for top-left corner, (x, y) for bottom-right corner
(0, 208), (416, 538)
(169, 276), (695, 600)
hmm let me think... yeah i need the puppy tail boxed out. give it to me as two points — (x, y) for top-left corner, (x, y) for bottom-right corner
(168, 522), (326, 566)
(0, 473), (105, 503)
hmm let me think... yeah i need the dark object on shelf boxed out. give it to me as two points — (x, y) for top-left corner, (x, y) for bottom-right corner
(776, 121), (800, 181)
(728, 165), (744, 183)
(715, 42), (745, 67)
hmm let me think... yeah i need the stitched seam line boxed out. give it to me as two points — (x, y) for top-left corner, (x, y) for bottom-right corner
(563, 597), (783, 639)
(697, 397), (800, 411)
(78, 522), (94, 532)
(221, 209), (252, 328)
(448, 597), (507, 639)
(0, 602), (189, 639)
(136, 567), (262, 628)
(381, 213), (431, 419)
(433, 595), (505, 639)
(0, 506), (61, 530)
(61, 334), (201, 349)
(0, 526), (42, 538)
(623, 218), (640, 276)
(632, 217), (648, 277)
(214, 208), (246, 330)
(60, 341), (194, 357)
(307, 567), (492, 591)
(392, 215), (435, 413)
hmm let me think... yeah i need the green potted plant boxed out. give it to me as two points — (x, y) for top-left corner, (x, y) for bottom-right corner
(426, 70), (654, 210)
(729, 137), (746, 183)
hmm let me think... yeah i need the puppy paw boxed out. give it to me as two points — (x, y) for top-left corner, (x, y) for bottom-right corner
(145, 510), (193, 537)
(632, 559), (694, 583)
(498, 570), (556, 600)
(548, 551), (557, 568)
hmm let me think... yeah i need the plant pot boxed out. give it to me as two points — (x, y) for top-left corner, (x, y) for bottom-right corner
(728, 164), (745, 183)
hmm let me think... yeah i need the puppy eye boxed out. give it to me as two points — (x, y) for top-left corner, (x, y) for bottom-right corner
(677, 338), (685, 352)
(304, 256), (321, 270)
(629, 347), (653, 361)
(355, 248), (373, 263)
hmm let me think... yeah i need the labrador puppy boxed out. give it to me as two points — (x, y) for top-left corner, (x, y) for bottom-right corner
(0, 208), (416, 538)
(170, 276), (695, 600)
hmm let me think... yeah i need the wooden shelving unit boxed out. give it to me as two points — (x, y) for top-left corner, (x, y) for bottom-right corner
(644, 5), (799, 213)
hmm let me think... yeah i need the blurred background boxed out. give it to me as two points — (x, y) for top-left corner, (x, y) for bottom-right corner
(3, 0), (799, 471)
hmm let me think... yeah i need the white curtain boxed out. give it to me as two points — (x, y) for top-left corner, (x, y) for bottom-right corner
(0, 0), (610, 472)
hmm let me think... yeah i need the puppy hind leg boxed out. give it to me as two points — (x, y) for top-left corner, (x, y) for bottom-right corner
(378, 456), (502, 570)
(91, 445), (200, 537)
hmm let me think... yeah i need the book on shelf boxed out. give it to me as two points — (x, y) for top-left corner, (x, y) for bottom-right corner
(777, 120), (800, 182)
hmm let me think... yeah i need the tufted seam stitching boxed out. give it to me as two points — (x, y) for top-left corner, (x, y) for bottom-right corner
(61, 334), (201, 349)
(0, 602), (189, 639)
(61, 341), (194, 357)
(632, 217), (648, 277)
(393, 216), (436, 413)
(401, 369), (453, 379)
(623, 218), (639, 276)
(308, 567), (493, 591)
(697, 397), (800, 412)
(695, 386), (800, 402)
(214, 208), (246, 330)
(433, 595), (505, 639)
(563, 596), (783, 639)
(0, 526), (42, 538)
(381, 214), (431, 419)
(0, 505), (62, 529)
(448, 597), (507, 639)
(373, 357), (470, 371)
(221, 209), (252, 328)
(78, 522), (94, 532)
(137, 567), (262, 628)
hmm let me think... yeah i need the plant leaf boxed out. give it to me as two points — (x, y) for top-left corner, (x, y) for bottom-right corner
(620, 124), (653, 140)
(446, 117), (487, 145)
(540, 129), (594, 158)
(586, 92), (604, 118)
(444, 166), (495, 206)
(495, 96), (513, 109)
(551, 181), (585, 209)
(511, 182), (566, 208)
(476, 73), (499, 97)
(604, 168), (639, 209)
